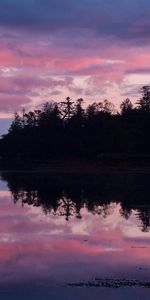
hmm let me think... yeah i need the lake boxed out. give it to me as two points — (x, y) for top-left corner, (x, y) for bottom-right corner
(0, 169), (149, 299)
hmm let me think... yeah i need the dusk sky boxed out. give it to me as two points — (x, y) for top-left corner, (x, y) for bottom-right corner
(0, 0), (150, 133)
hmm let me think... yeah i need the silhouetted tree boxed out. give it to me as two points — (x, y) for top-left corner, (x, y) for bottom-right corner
(120, 98), (133, 115)
(75, 98), (84, 118)
(9, 112), (23, 134)
(137, 85), (150, 111)
(102, 99), (115, 114)
(1, 85), (150, 160)
(60, 97), (74, 121)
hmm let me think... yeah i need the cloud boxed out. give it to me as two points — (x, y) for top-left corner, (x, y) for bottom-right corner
(0, 0), (149, 117)
(0, 94), (31, 112)
(0, 65), (76, 112)
(0, 0), (149, 44)
(126, 67), (150, 74)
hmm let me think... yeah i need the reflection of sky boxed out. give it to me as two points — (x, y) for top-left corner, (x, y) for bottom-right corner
(0, 183), (149, 299)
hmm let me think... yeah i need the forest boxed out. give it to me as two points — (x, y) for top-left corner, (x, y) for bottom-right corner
(0, 85), (150, 161)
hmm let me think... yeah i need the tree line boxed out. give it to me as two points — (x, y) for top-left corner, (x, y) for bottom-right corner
(1, 171), (149, 232)
(0, 85), (150, 160)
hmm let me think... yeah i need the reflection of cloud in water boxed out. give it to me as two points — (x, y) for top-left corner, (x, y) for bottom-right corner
(0, 195), (149, 274)
(0, 173), (149, 289)
(0, 190), (11, 197)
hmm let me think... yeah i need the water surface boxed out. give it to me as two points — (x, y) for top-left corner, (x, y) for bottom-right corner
(0, 170), (149, 299)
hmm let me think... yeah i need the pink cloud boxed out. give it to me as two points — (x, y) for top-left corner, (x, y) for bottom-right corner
(0, 94), (31, 112)
(0, 28), (149, 115)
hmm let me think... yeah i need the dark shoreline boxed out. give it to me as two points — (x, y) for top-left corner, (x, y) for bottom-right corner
(1, 158), (150, 174)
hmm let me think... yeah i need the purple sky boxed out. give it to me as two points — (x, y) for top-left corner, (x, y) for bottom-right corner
(0, 0), (150, 133)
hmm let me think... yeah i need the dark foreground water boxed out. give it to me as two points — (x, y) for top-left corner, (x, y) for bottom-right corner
(0, 170), (149, 299)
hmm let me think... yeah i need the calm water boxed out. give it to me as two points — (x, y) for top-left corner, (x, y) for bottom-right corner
(0, 170), (149, 299)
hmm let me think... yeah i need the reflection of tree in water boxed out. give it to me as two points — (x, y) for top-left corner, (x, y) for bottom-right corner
(1, 171), (150, 231)
(55, 194), (78, 221)
(88, 202), (116, 218)
(13, 190), (39, 206)
(135, 208), (150, 233)
(11, 188), (116, 222)
(119, 206), (132, 220)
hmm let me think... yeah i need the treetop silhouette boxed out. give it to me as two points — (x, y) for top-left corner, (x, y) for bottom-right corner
(0, 85), (150, 160)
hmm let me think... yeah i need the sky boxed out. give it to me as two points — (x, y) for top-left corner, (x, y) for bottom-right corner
(0, 0), (150, 133)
